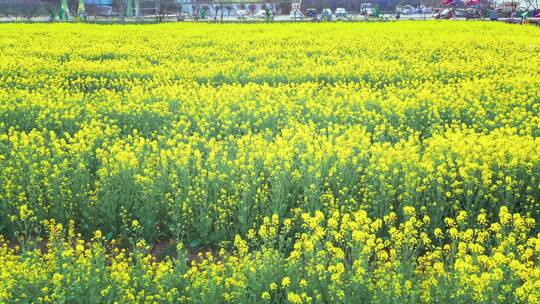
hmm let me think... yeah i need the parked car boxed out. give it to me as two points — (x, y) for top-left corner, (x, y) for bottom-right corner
(321, 8), (333, 20)
(401, 5), (416, 15)
(335, 7), (348, 19)
(464, 8), (481, 19)
(255, 9), (271, 19)
(454, 9), (466, 17)
(434, 8), (453, 19)
(306, 8), (318, 18)
(419, 5), (433, 14)
(360, 3), (375, 16)
(236, 9), (247, 20)
(290, 10), (303, 20)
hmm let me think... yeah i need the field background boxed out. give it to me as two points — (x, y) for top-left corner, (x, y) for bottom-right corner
(0, 22), (539, 303)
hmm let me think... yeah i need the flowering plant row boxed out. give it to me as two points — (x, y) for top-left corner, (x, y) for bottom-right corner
(1, 207), (538, 303)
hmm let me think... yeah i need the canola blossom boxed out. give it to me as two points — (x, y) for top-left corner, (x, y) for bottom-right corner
(0, 22), (539, 303)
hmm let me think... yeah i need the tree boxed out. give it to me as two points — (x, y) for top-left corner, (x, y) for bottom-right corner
(25, 0), (44, 19)
(279, 2), (291, 14)
(84, 4), (102, 19)
(266, 0), (276, 17)
(134, 0), (139, 17)
(478, 0), (494, 17)
(111, 0), (125, 22)
(0, 0), (42, 20)
(41, 0), (58, 20)
(201, 3), (209, 18)
(154, 0), (178, 22)
(211, 0), (225, 21)
(126, 0), (132, 17)
(248, 2), (256, 14)
(528, 0), (539, 17)
(58, 0), (70, 20)
(77, 0), (86, 20)
(511, 0), (519, 17)
(190, 0), (202, 20)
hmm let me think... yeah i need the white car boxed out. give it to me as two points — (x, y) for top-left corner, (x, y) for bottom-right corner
(290, 10), (303, 20)
(255, 9), (270, 19)
(236, 9), (247, 19)
(419, 5), (433, 14)
(360, 3), (375, 16)
(321, 8), (333, 20)
(335, 7), (348, 18)
(402, 5), (416, 15)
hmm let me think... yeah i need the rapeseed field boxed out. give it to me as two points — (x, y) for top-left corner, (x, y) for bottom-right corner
(0, 22), (539, 303)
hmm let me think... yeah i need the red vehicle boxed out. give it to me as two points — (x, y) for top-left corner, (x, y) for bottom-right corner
(464, 0), (482, 19)
(435, 0), (456, 18)
(465, 0), (480, 5)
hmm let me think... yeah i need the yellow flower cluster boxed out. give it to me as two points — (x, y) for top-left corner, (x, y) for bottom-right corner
(0, 207), (538, 303)
(0, 22), (539, 302)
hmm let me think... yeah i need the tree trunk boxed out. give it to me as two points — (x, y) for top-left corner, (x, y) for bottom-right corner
(221, 2), (224, 21)
(119, 0), (125, 23)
